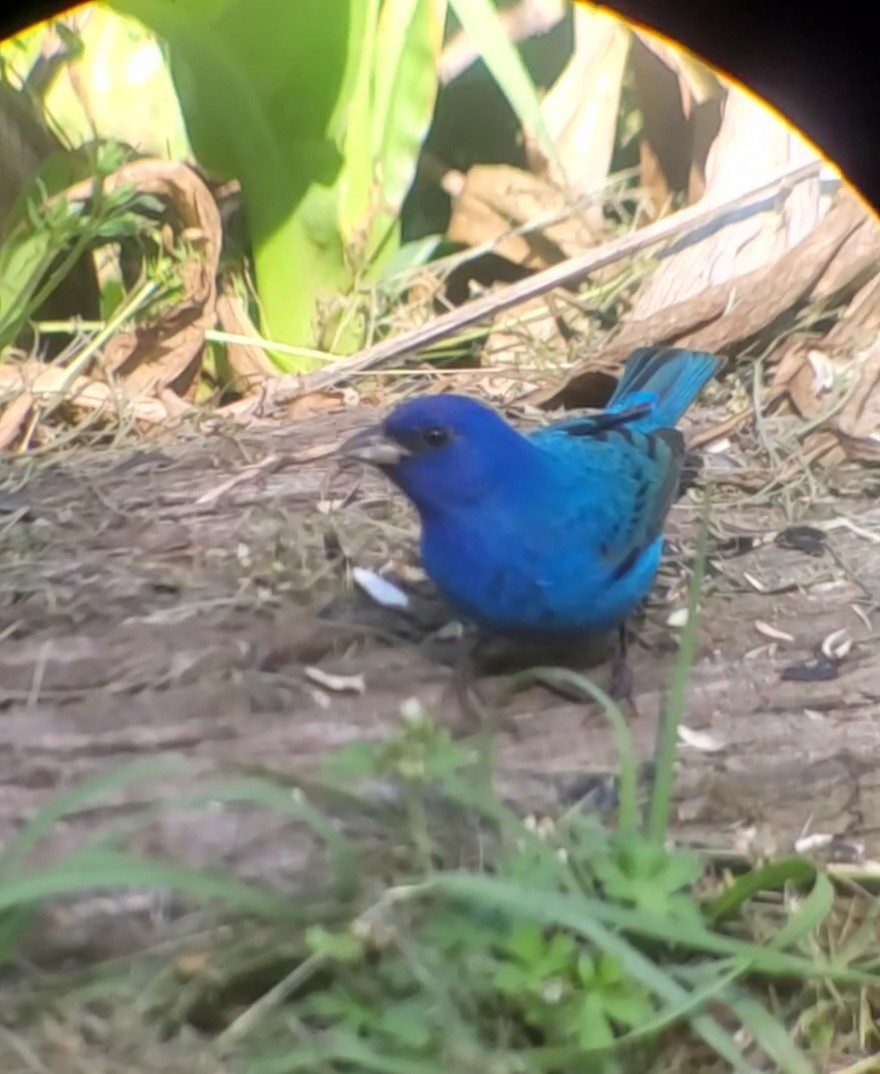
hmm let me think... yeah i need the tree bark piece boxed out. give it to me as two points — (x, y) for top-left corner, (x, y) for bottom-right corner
(537, 189), (868, 409)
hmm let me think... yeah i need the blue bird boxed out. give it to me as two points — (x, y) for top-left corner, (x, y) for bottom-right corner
(342, 347), (718, 688)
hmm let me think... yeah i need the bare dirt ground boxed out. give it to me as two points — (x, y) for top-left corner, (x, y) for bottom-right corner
(1, 403), (879, 964)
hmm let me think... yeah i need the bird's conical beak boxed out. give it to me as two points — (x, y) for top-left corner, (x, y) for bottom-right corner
(340, 425), (411, 467)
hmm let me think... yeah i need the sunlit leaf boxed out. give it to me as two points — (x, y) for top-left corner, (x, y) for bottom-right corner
(110, 0), (444, 359)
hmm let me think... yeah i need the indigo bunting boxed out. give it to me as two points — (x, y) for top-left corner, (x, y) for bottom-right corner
(342, 347), (718, 686)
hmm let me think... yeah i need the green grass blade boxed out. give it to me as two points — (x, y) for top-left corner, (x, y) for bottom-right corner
(647, 495), (711, 843)
(0, 756), (198, 877)
(706, 859), (818, 925)
(610, 958), (745, 1047)
(724, 989), (815, 1074)
(254, 1035), (445, 1074)
(770, 870), (835, 950)
(0, 849), (293, 920)
(447, 0), (562, 175)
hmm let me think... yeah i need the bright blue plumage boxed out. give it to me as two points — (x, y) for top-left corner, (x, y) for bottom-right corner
(342, 347), (718, 638)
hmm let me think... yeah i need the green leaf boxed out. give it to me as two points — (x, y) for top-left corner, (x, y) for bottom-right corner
(493, 961), (532, 997)
(322, 739), (384, 781)
(0, 224), (63, 344)
(505, 922), (546, 964)
(364, 0), (445, 275)
(593, 836), (702, 920)
(110, 0), (355, 353)
(41, 8), (190, 158)
(376, 1000), (434, 1050)
(571, 992), (615, 1050)
(424, 872), (874, 1071)
(428, 874), (758, 1071)
(110, 0), (443, 358)
(307, 988), (376, 1032)
(600, 986), (654, 1029)
(0, 142), (89, 347)
(543, 930), (577, 974)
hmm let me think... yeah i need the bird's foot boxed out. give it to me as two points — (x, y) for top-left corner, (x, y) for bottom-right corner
(449, 634), (517, 738)
(451, 657), (488, 730)
(609, 656), (639, 718)
(609, 653), (633, 702)
(609, 623), (640, 719)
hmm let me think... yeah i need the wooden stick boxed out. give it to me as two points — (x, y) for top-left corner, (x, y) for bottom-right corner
(301, 159), (827, 393)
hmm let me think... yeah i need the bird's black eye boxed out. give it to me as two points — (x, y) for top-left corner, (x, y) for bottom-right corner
(420, 427), (450, 449)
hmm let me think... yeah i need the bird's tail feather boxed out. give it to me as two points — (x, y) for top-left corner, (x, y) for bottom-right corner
(607, 347), (720, 431)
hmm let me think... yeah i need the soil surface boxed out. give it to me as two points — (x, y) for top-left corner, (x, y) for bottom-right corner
(1, 406), (879, 959)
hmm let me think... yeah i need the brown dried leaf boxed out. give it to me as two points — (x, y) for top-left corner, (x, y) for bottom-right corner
(630, 84), (825, 318)
(215, 286), (277, 393)
(766, 270), (880, 464)
(218, 373), (305, 423)
(0, 362), (190, 426)
(835, 341), (880, 462)
(630, 34), (724, 213)
(59, 158), (221, 397)
(283, 390), (352, 420)
(767, 336), (831, 419)
(447, 164), (596, 270)
(0, 392), (33, 451)
(525, 6), (630, 198)
(634, 33), (721, 113)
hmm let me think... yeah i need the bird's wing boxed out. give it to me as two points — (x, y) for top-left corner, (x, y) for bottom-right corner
(531, 423), (686, 579)
(544, 401), (654, 438)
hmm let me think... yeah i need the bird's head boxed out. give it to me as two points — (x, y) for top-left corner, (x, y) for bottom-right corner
(341, 394), (531, 515)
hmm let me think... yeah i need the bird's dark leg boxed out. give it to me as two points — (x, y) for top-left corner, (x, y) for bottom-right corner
(609, 622), (634, 703)
(450, 632), (528, 749)
(451, 630), (490, 730)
